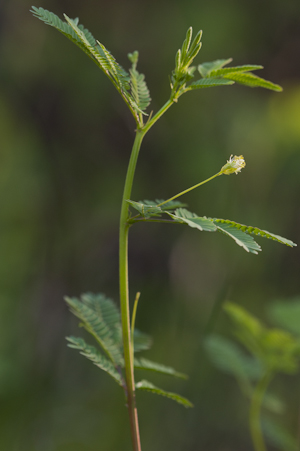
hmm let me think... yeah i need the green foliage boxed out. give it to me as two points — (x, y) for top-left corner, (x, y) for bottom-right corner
(67, 336), (124, 385)
(31, 9), (295, 448)
(204, 335), (284, 414)
(128, 201), (296, 253)
(127, 199), (186, 219)
(262, 417), (298, 451)
(198, 58), (233, 77)
(31, 7), (97, 54)
(65, 293), (124, 365)
(127, 200), (163, 218)
(171, 27), (203, 99)
(170, 29), (282, 100)
(128, 51), (151, 114)
(66, 293), (190, 406)
(206, 304), (300, 450)
(267, 298), (300, 336)
(198, 58), (282, 92)
(224, 302), (300, 374)
(214, 221), (262, 254)
(187, 78), (234, 90)
(136, 380), (193, 408)
(31, 7), (147, 125)
(213, 218), (296, 248)
(204, 334), (263, 382)
(134, 357), (188, 379)
(132, 329), (153, 352)
(167, 208), (217, 231)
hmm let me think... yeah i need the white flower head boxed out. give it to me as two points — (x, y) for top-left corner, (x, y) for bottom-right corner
(220, 155), (246, 175)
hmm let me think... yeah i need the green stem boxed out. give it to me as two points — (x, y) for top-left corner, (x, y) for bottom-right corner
(131, 292), (141, 358)
(119, 130), (144, 451)
(157, 171), (222, 207)
(119, 97), (175, 451)
(249, 370), (273, 451)
(142, 99), (174, 134)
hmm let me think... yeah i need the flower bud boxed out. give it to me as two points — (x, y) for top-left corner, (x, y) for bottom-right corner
(220, 155), (246, 175)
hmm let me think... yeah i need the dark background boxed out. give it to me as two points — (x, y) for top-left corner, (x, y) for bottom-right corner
(0, 0), (300, 450)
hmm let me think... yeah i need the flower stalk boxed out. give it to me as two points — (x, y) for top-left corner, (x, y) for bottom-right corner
(157, 154), (246, 208)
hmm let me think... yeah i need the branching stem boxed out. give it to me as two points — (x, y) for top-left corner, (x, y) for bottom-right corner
(119, 97), (174, 451)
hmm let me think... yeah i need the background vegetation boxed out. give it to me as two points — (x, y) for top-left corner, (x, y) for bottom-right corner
(0, 0), (299, 449)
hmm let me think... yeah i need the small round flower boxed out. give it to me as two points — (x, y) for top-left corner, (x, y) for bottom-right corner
(220, 155), (246, 175)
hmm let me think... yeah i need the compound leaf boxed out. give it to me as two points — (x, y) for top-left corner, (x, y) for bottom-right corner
(32, 8), (141, 123)
(129, 53), (151, 112)
(63, 14), (130, 89)
(198, 58), (233, 77)
(31, 7), (97, 58)
(80, 293), (122, 346)
(134, 357), (188, 379)
(213, 219), (296, 248)
(143, 199), (187, 211)
(65, 294), (123, 364)
(127, 199), (187, 219)
(214, 221), (261, 254)
(127, 200), (162, 218)
(224, 302), (300, 374)
(209, 64), (263, 77)
(67, 336), (123, 385)
(136, 380), (193, 408)
(187, 78), (234, 90)
(167, 208), (217, 231)
(223, 72), (282, 91)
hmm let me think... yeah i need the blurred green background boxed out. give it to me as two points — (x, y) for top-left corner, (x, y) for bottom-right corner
(1, 0), (300, 450)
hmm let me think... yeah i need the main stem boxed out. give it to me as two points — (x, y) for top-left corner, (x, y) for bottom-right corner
(119, 130), (144, 451)
(119, 99), (174, 451)
(249, 370), (272, 451)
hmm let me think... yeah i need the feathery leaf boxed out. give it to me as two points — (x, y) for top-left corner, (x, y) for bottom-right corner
(127, 199), (187, 219)
(65, 294), (123, 364)
(167, 208), (217, 231)
(134, 357), (188, 379)
(143, 199), (187, 211)
(128, 52), (151, 113)
(31, 7), (97, 59)
(222, 72), (282, 91)
(213, 219), (296, 248)
(127, 200), (162, 218)
(136, 380), (193, 408)
(187, 78), (234, 90)
(67, 336), (124, 385)
(209, 65), (263, 77)
(80, 293), (122, 346)
(198, 58), (233, 77)
(214, 221), (261, 254)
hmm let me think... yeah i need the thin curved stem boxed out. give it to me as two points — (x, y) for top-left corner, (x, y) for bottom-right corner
(156, 171), (222, 207)
(249, 370), (273, 451)
(131, 292), (141, 358)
